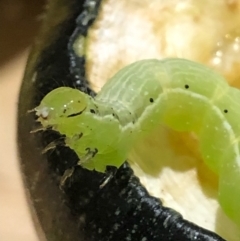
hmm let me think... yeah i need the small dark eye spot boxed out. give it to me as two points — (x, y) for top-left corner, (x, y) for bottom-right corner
(63, 109), (67, 113)
(90, 109), (96, 114)
(149, 98), (154, 103)
(114, 114), (119, 120)
(224, 109), (228, 113)
(185, 85), (189, 89)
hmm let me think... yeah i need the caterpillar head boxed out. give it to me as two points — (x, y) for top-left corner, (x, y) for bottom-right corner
(35, 87), (89, 128)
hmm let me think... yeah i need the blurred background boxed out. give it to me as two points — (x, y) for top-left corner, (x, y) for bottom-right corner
(0, 0), (45, 240)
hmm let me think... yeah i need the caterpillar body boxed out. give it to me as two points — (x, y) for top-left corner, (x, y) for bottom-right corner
(35, 58), (240, 227)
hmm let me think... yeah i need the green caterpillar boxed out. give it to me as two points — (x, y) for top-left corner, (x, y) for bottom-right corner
(35, 58), (240, 227)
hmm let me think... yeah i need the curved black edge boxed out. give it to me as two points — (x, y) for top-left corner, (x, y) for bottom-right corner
(68, 0), (102, 88)
(18, 0), (226, 240)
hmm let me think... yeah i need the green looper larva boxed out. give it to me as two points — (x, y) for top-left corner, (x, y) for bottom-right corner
(34, 58), (240, 227)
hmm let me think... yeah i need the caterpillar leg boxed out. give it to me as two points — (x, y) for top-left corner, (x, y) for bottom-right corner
(78, 148), (98, 165)
(99, 167), (117, 189)
(30, 126), (45, 133)
(41, 138), (65, 154)
(60, 167), (75, 187)
(60, 149), (99, 187)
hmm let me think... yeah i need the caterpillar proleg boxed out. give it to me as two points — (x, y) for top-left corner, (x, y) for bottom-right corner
(34, 58), (240, 227)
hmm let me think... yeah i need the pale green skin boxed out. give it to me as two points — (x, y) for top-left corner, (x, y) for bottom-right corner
(35, 58), (240, 227)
